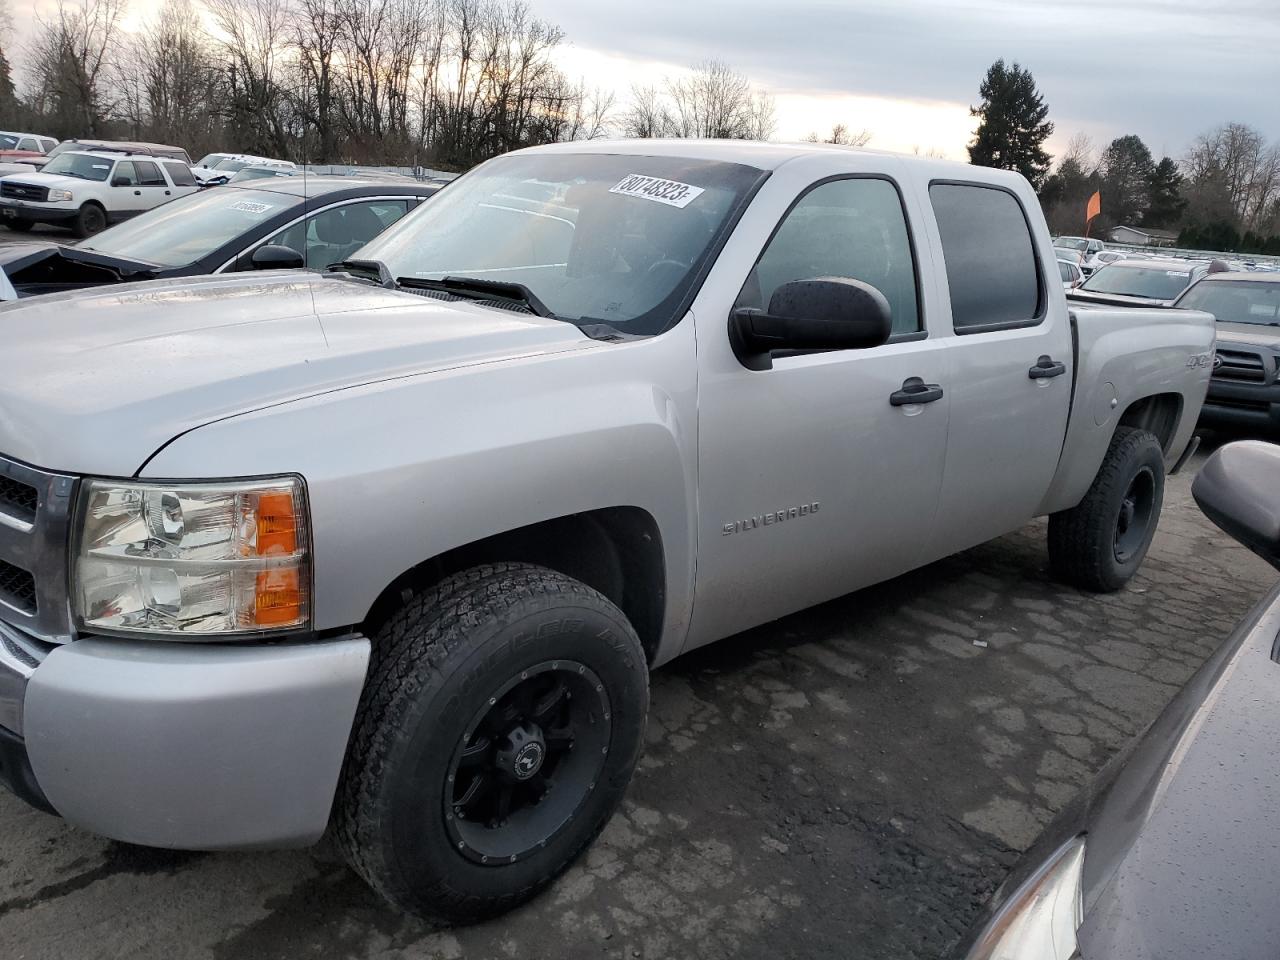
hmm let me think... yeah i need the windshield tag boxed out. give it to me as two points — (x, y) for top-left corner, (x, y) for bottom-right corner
(610, 174), (705, 209)
(230, 200), (273, 214)
(1166, 270), (1190, 277)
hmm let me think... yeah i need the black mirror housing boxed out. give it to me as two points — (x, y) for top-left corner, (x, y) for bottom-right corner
(251, 244), (305, 270)
(110, 177), (129, 187)
(729, 277), (892, 370)
(1192, 440), (1280, 570)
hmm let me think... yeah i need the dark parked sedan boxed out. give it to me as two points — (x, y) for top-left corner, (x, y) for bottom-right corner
(955, 439), (1280, 960)
(0, 176), (438, 299)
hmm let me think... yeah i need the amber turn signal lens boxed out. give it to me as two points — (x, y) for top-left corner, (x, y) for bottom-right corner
(254, 568), (304, 626)
(255, 491), (299, 556)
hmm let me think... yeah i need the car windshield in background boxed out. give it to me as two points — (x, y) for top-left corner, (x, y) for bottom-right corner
(41, 153), (113, 181)
(78, 188), (302, 267)
(1081, 263), (1193, 299)
(213, 158), (252, 173)
(356, 152), (764, 336)
(0, 134), (18, 149)
(196, 153), (227, 168)
(1178, 279), (1280, 325)
(1055, 238), (1088, 251)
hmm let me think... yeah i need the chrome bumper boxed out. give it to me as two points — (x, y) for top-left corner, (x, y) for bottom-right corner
(1, 623), (370, 850)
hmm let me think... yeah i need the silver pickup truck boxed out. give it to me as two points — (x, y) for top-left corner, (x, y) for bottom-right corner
(0, 141), (1213, 921)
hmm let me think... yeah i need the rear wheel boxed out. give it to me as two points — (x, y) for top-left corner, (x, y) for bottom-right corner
(1048, 427), (1165, 592)
(73, 203), (106, 238)
(5, 218), (33, 232)
(336, 563), (648, 922)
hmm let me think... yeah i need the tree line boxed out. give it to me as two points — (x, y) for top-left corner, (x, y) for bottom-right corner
(968, 59), (1280, 255)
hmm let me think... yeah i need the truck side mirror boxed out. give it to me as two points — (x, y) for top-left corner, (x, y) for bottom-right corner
(1192, 441), (1280, 570)
(251, 244), (305, 270)
(110, 176), (130, 187)
(729, 277), (892, 371)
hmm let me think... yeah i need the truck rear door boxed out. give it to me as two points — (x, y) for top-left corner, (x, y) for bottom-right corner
(917, 180), (1073, 560)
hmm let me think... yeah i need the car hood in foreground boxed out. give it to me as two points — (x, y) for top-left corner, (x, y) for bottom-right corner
(0, 272), (598, 475)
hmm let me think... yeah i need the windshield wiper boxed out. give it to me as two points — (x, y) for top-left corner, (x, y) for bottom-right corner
(396, 275), (551, 318)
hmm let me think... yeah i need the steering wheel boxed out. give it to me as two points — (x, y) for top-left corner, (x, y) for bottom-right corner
(646, 258), (689, 279)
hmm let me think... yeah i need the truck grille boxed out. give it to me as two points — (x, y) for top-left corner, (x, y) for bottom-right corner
(0, 454), (77, 641)
(0, 560), (35, 614)
(1212, 348), (1268, 383)
(0, 475), (37, 524)
(0, 181), (48, 203)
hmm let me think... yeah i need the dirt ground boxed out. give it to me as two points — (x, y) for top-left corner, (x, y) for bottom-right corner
(1, 442), (1275, 960)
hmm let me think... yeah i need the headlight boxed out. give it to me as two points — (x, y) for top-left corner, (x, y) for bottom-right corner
(74, 477), (310, 637)
(47, 188), (73, 202)
(967, 837), (1086, 960)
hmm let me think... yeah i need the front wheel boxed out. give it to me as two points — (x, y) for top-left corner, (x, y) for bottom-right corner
(1048, 427), (1165, 592)
(73, 203), (106, 238)
(335, 563), (648, 922)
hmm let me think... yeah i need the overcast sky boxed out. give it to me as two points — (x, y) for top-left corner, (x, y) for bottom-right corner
(8, 0), (1279, 162)
(542, 0), (1280, 160)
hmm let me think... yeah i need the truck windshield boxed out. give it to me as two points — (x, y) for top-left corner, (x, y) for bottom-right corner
(1081, 263), (1194, 300)
(78, 188), (302, 267)
(1177, 279), (1280, 325)
(42, 153), (115, 181)
(354, 152), (765, 336)
(1054, 238), (1088, 252)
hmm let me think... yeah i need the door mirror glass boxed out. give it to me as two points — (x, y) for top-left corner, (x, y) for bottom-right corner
(729, 277), (892, 370)
(251, 244), (305, 270)
(1192, 440), (1280, 570)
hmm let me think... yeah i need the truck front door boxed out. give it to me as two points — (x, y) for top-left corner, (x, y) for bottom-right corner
(918, 180), (1073, 560)
(687, 170), (952, 650)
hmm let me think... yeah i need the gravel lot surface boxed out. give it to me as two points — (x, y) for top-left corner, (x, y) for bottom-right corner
(1, 441), (1275, 960)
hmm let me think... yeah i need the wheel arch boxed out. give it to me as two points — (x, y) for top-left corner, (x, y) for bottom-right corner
(1117, 392), (1183, 455)
(362, 507), (668, 665)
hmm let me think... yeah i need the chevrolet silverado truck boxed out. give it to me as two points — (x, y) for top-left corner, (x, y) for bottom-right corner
(0, 141), (1214, 922)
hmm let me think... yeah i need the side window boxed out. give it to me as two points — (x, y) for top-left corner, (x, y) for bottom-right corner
(737, 177), (922, 336)
(134, 160), (165, 186)
(39, 139), (56, 153)
(162, 162), (196, 186)
(929, 183), (1042, 332)
(263, 220), (306, 259)
(302, 200), (408, 269)
(17, 137), (37, 151)
(112, 161), (137, 186)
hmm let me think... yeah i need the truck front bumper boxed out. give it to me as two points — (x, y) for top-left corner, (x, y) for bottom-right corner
(0, 619), (370, 850)
(0, 199), (78, 224)
(1199, 380), (1280, 435)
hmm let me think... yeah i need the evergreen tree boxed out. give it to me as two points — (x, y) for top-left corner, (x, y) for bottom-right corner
(1098, 135), (1155, 227)
(968, 59), (1054, 190)
(1145, 156), (1186, 228)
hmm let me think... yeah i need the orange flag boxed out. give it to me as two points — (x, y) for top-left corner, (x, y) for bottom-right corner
(1086, 191), (1101, 223)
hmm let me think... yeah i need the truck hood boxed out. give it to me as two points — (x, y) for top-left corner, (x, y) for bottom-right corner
(2, 172), (84, 190)
(0, 272), (597, 475)
(1214, 321), (1280, 349)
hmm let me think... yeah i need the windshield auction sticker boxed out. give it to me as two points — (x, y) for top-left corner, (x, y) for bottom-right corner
(609, 174), (705, 208)
(230, 200), (273, 214)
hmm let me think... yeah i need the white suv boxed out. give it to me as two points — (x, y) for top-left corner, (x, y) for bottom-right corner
(191, 154), (295, 186)
(0, 151), (199, 237)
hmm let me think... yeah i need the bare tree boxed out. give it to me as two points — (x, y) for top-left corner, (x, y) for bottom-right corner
(25, 0), (126, 137)
(804, 123), (871, 147)
(206, 0), (292, 156)
(622, 61), (773, 142)
(1184, 122), (1280, 233)
(621, 84), (672, 138)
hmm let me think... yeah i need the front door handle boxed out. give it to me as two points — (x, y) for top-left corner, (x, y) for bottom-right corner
(890, 376), (944, 406)
(1029, 355), (1067, 379)
(133, 189), (141, 196)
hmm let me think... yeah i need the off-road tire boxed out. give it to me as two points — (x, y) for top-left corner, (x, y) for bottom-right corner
(1048, 427), (1165, 592)
(335, 562), (648, 923)
(73, 203), (106, 238)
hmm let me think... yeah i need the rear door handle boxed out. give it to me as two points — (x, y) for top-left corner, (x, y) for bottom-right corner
(890, 376), (944, 406)
(1029, 355), (1067, 379)
(133, 190), (141, 196)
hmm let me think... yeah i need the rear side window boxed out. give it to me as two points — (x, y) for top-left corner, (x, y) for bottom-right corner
(739, 177), (922, 336)
(930, 183), (1042, 332)
(135, 160), (165, 186)
(39, 139), (56, 153)
(163, 162), (196, 186)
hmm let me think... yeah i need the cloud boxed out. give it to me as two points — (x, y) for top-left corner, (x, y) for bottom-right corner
(541, 0), (1280, 156)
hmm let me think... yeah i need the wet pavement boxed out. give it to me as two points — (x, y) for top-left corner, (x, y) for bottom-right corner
(1, 443), (1275, 959)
